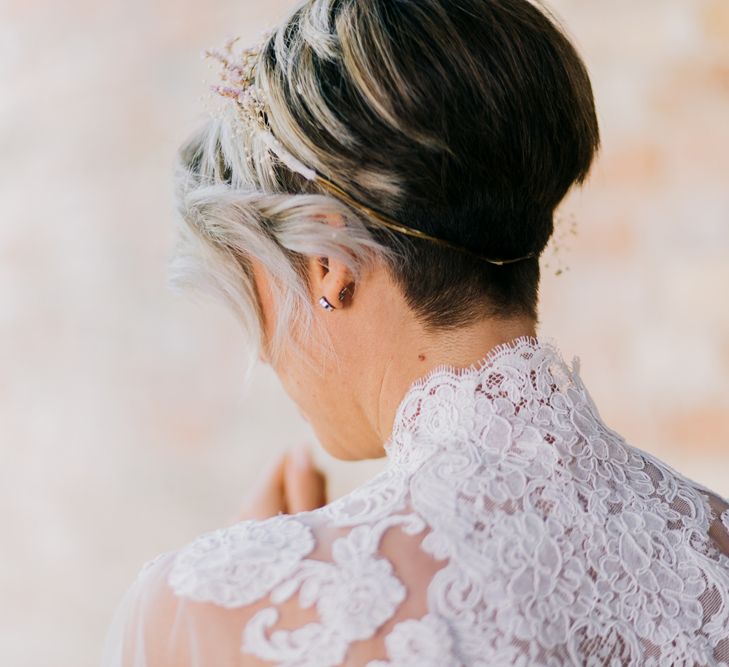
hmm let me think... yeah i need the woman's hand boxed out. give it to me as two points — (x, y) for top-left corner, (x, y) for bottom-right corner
(234, 446), (328, 522)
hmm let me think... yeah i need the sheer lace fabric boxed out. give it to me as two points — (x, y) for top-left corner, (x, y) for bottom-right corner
(101, 335), (729, 666)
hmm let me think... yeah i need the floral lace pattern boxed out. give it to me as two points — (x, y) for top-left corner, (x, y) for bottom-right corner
(162, 335), (729, 666)
(167, 514), (315, 609)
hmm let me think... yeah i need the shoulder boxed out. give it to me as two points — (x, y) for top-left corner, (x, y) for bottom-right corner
(156, 502), (437, 666)
(102, 469), (453, 667)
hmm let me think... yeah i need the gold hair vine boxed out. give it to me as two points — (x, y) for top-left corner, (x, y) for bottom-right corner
(203, 35), (541, 267)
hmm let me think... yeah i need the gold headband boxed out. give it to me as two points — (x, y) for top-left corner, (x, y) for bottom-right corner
(203, 36), (538, 267)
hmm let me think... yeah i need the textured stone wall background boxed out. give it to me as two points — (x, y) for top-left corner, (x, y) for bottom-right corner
(1, 1), (727, 665)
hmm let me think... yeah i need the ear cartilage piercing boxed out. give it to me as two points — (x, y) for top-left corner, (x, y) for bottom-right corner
(338, 286), (350, 303)
(319, 296), (336, 312)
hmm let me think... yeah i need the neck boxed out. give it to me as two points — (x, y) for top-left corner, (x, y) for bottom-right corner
(372, 313), (538, 447)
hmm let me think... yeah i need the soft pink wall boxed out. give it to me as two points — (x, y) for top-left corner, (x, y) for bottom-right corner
(1, 1), (727, 665)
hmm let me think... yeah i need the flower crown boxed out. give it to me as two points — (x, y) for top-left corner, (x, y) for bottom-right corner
(203, 35), (573, 270)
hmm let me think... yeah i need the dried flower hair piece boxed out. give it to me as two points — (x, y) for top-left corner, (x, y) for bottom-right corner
(206, 34), (320, 181)
(203, 36), (269, 133)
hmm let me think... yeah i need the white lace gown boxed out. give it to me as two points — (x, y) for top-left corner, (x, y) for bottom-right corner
(101, 335), (729, 666)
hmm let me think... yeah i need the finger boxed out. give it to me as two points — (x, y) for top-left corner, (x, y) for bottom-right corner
(284, 446), (328, 513)
(237, 451), (288, 521)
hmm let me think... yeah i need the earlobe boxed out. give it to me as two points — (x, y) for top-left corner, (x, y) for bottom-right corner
(312, 253), (355, 312)
(317, 283), (354, 312)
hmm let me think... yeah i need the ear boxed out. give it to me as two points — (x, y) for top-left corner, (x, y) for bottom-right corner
(307, 214), (356, 311)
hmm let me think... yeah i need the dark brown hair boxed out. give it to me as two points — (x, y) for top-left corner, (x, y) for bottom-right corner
(173, 0), (601, 368)
(261, 0), (601, 328)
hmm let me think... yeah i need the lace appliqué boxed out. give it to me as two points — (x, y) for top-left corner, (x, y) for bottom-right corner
(168, 514), (315, 608)
(366, 614), (461, 667)
(242, 515), (425, 667)
(164, 335), (729, 666)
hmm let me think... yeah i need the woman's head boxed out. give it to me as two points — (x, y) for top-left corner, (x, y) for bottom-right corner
(171, 0), (600, 457)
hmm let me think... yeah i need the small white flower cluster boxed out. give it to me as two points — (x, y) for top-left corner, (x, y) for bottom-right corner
(542, 209), (578, 278)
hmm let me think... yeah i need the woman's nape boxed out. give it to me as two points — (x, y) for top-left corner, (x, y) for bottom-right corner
(249, 214), (538, 463)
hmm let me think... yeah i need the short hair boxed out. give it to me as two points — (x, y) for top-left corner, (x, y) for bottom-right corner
(172, 0), (600, 371)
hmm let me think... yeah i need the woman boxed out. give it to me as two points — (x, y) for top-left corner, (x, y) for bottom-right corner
(102, 0), (729, 665)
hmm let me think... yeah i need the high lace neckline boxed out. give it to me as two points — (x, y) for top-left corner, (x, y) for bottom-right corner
(383, 333), (582, 465)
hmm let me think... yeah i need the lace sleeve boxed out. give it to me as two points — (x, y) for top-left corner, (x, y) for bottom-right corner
(100, 551), (272, 667)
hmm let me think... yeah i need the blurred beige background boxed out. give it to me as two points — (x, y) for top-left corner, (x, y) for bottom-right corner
(1, 0), (728, 665)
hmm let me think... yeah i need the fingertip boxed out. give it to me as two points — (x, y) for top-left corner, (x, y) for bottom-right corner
(263, 450), (288, 481)
(283, 446), (328, 513)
